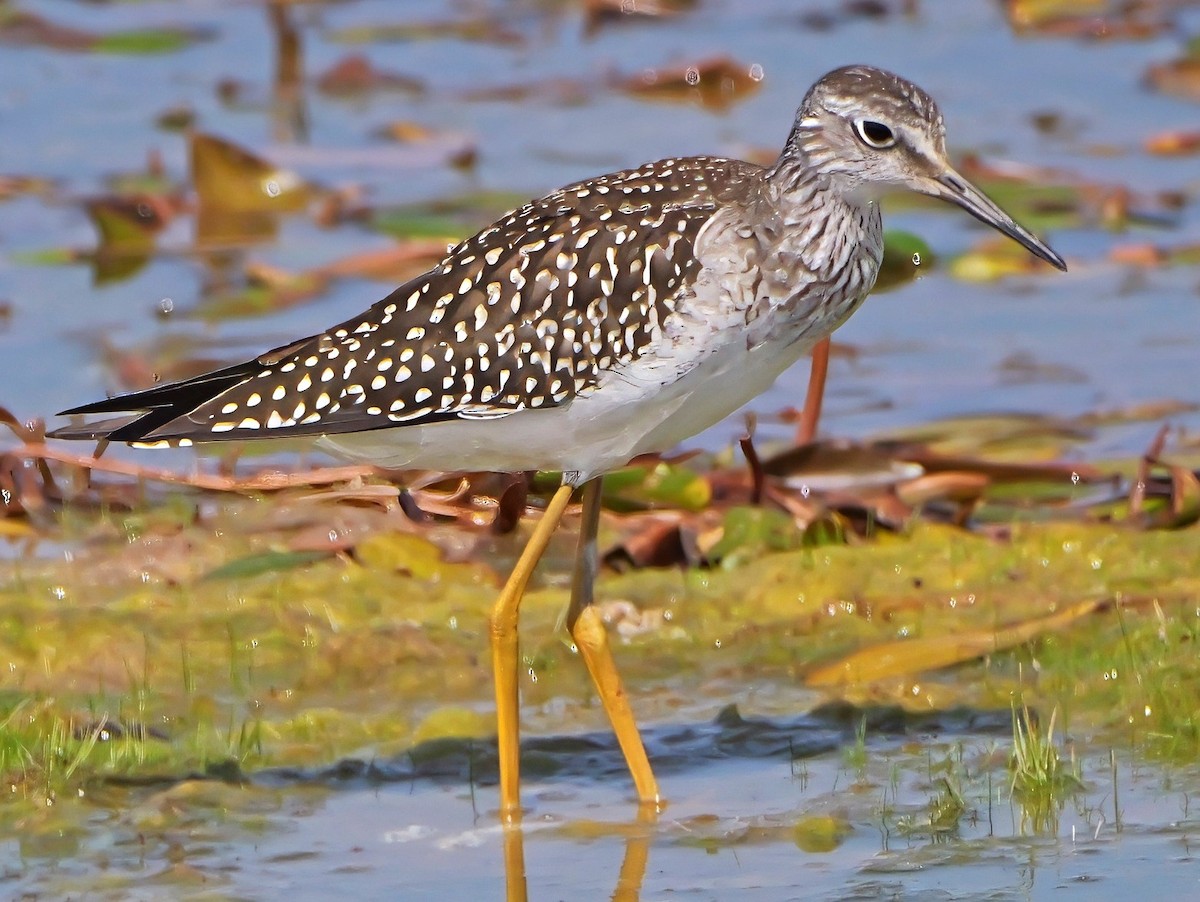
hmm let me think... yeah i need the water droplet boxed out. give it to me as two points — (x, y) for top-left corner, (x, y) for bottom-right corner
(911, 252), (921, 266)
(685, 67), (700, 86)
(713, 639), (722, 649)
(264, 179), (281, 198)
(157, 297), (174, 316)
(748, 63), (765, 82)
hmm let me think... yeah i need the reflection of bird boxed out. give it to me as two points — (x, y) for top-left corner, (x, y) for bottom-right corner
(54, 65), (1066, 821)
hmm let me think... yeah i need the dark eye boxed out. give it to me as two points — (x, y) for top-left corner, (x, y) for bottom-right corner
(854, 119), (896, 149)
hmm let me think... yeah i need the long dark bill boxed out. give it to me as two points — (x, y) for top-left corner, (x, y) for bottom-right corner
(933, 169), (1067, 272)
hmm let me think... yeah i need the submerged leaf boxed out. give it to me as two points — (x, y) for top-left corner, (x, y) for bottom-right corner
(704, 506), (803, 566)
(875, 230), (933, 292)
(203, 550), (331, 581)
(805, 597), (1106, 687)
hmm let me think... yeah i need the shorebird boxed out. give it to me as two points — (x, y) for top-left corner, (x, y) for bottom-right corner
(53, 65), (1066, 821)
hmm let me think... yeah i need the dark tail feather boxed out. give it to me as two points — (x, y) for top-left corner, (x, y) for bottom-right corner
(51, 361), (257, 443)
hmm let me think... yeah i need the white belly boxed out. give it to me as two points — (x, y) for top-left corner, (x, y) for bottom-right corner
(319, 325), (807, 483)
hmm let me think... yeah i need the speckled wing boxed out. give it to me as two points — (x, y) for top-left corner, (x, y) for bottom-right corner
(55, 157), (763, 445)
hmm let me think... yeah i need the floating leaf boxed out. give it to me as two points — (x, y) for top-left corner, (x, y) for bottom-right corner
(190, 132), (310, 215)
(0, 10), (213, 54)
(370, 191), (525, 240)
(92, 27), (213, 55)
(329, 18), (524, 47)
(1145, 58), (1200, 103)
(1145, 130), (1200, 156)
(620, 57), (763, 111)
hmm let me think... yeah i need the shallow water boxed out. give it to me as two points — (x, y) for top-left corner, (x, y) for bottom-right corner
(5, 720), (1199, 900)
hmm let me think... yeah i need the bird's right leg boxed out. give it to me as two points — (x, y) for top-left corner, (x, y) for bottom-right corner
(566, 477), (660, 806)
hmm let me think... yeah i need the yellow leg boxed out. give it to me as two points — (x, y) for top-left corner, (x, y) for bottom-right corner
(573, 607), (660, 804)
(490, 482), (574, 823)
(568, 479), (661, 806)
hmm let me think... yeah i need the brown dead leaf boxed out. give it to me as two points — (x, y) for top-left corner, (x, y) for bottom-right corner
(1131, 426), (1200, 530)
(1003, 0), (1168, 38)
(583, 0), (697, 34)
(892, 447), (1104, 485)
(1109, 242), (1168, 267)
(491, 473), (530, 535)
(895, 472), (990, 507)
(762, 439), (924, 492)
(0, 174), (55, 201)
(459, 77), (592, 105)
(805, 596), (1107, 687)
(1145, 58), (1200, 102)
(310, 241), (449, 284)
(619, 57), (764, 111)
(1145, 129), (1200, 156)
(315, 54), (425, 96)
(0, 10), (98, 50)
(603, 513), (700, 570)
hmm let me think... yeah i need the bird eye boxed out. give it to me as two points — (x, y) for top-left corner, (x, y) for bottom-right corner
(854, 119), (896, 149)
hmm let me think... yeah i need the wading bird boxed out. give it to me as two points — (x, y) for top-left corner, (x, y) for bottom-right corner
(54, 65), (1066, 821)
